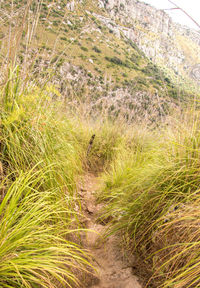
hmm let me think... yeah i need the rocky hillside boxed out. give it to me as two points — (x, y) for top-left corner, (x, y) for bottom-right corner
(0, 0), (199, 121)
(99, 0), (200, 83)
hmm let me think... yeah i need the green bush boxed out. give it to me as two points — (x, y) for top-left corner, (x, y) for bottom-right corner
(81, 46), (88, 52)
(92, 46), (101, 53)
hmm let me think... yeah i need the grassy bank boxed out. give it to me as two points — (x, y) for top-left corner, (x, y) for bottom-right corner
(1, 69), (200, 288)
(0, 73), (92, 287)
(98, 110), (200, 287)
(0, 69), (130, 287)
(0, 1), (200, 287)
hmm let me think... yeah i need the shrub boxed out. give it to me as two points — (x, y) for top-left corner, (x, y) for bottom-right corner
(60, 36), (68, 41)
(92, 46), (101, 53)
(81, 46), (88, 52)
(105, 56), (123, 65)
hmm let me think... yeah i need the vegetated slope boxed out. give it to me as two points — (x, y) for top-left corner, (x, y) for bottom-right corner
(1, 71), (200, 288)
(0, 78), (93, 287)
(100, 0), (200, 85)
(0, 2), (200, 288)
(0, 0), (196, 122)
(96, 111), (200, 288)
(0, 72), (144, 287)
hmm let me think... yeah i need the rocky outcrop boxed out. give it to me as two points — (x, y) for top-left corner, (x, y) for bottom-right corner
(97, 0), (200, 82)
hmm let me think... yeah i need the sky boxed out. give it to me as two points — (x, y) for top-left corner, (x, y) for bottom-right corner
(142, 0), (200, 30)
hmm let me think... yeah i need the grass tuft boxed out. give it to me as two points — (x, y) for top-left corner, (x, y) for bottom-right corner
(98, 112), (200, 287)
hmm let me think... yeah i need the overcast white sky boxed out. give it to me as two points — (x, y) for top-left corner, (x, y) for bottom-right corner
(142, 0), (200, 30)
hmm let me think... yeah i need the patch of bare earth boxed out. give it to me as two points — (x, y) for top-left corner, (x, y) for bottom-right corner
(78, 174), (142, 288)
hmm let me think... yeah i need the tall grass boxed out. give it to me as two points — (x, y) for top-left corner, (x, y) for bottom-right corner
(0, 67), (130, 287)
(0, 167), (89, 288)
(74, 118), (128, 173)
(98, 110), (200, 287)
(1, 1), (200, 287)
(1, 70), (84, 191)
(0, 72), (94, 287)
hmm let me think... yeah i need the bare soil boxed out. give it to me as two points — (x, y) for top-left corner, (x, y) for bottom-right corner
(78, 174), (142, 288)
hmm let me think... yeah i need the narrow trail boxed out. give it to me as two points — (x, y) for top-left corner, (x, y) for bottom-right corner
(78, 174), (142, 288)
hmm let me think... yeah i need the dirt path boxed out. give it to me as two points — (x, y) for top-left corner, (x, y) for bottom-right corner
(78, 174), (142, 288)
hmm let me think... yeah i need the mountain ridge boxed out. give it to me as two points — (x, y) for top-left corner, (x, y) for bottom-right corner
(97, 0), (200, 83)
(0, 0), (199, 122)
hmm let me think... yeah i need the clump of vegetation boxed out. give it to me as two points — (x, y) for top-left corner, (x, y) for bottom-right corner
(81, 46), (88, 52)
(105, 56), (125, 66)
(0, 70), (92, 287)
(98, 111), (200, 287)
(0, 168), (89, 287)
(92, 46), (102, 53)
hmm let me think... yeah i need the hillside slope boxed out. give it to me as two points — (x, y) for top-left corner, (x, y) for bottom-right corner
(0, 0), (198, 121)
(100, 0), (200, 83)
